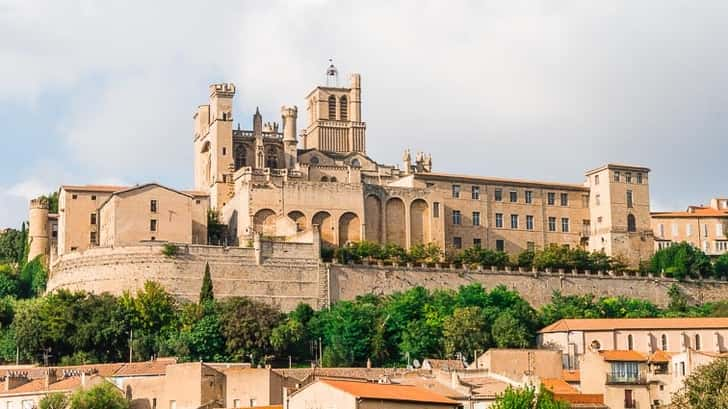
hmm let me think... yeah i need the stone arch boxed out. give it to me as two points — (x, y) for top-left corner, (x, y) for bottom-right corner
(312, 211), (334, 246)
(365, 195), (382, 243)
(288, 211), (306, 232)
(339, 212), (361, 245)
(410, 199), (430, 246)
(385, 198), (406, 247)
(253, 209), (277, 236)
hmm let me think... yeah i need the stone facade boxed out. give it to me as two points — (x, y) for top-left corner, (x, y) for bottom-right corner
(651, 197), (728, 256)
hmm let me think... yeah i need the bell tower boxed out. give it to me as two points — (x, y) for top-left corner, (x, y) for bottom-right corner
(303, 62), (366, 154)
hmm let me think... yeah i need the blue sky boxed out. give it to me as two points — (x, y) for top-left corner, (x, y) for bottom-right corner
(1, 0), (727, 228)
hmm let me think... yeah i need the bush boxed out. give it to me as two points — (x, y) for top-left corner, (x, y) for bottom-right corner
(715, 253), (728, 277)
(39, 393), (69, 409)
(649, 242), (713, 279)
(455, 247), (508, 268)
(69, 382), (129, 409)
(161, 243), (179, 257)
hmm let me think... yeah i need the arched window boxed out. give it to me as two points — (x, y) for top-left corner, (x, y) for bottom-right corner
(328, 95), (336, 119)
(627, 334), (634, 350)
(234, 145), (248, 169)
(627, 214), (637, 232)
(310, 156), (320, 165)
(321, 176), (329, 182)
(265, 147), (278, 169)
(351, 159), (361, 167)
(695, 334), (701, 350)
(330, 176), (337, 182)
(661, 334), (668, 351)
(340, 96), (348, 120)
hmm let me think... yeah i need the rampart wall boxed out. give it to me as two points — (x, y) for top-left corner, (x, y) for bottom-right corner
(48, 243), (728, 310)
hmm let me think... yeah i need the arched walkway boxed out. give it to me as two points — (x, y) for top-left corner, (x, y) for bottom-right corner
(410, 199), (430, 246)
(385, 198), (406, 247)
(253, 209), (277, 236)
(312, 211), (334, 246)
(365, 195), (382, 243)
(287, 211), (306, 232)
(339, 212), (361, 245)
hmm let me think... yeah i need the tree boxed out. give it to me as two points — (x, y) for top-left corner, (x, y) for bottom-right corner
(199, 263), (214, 304)
(442, 306), (489, 361)
(715, 253), (728, 277)
(671, 357), (728, 409)
(218, 297), (284, 363)
(650, 242), (713, 279)
(69, 382), (129, 409)
(0, 229), (25, 265)
(491, 385), (569, 409)
(39, 392), (69, 409)
(667, 284), (690, 314)
(492, 311), (531, 348)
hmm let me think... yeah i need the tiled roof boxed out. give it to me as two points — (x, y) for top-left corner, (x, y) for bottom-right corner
(599, 350), (648, 362)
(652, 207), (728, 218)
(561, 370), (580, 382)
(396, 377), (468, 399)
(553, 393), (605, 405)
(112, 359), (176, 376)
(539, 318), (728, 333)
(274, 367), (407, 382)
(649, 350), (673, 363)
(542, 378), (578, 394)
(460, 376), (510, 397)
(320, 379), (458, 405)
(61, 185), (127, 192)
(423, 359), (466, 371)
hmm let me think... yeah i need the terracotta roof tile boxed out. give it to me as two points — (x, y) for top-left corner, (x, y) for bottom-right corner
(320, 379), (458, 405)
(61, 185), (128, 193)
(599, 350), (648, 362)
(561, 370), (580, 382)
(416, 173), (588, 191)
(274, 367), (407, 382)
(540, 318), (728, 333)
(423, 359), (466, 371)
(553, 393), (604, 405)
(542, 378), (578, 394)
(649, 350), (673, 363)
(460, 376), (510, 397)
(652, 207), (728, 218)
(396, 377), (469, 399)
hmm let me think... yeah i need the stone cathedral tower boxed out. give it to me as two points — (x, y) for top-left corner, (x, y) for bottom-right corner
(302, 63), (366, 154)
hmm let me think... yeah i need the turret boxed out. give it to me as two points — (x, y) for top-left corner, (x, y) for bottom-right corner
(28, 197), (50, 264)
(282, 106), (299, 169)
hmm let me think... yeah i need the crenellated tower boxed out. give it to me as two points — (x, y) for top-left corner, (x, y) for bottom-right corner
(28, 197), (50, 265)
(302, 63), (366, 154)
(281, 106), (299, 169)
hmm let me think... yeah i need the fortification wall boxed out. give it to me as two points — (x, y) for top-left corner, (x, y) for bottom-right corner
(329, 264), (728, 307)
(48, 242), (328, 312)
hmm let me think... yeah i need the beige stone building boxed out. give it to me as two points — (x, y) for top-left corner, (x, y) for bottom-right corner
(29, 63), (660, 274)
(651, 198), (728, 256)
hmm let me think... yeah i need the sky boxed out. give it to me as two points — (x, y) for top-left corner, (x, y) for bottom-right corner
(1, 0), (727, 228)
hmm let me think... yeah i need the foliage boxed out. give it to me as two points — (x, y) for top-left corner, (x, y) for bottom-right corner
(715, 253), (728, 277)
(671, 357), (728, 409)
(207, 210), (227, 246)
(443, 306), (489, 360)
(200, 263), (214, 304)
(532, 245), (615, 272)
(0, 266), (19, 298)
(649, 242), (714, 279)
(491, 385), (569, 409)
(218, 297), (284, 364)
(69, 382), (129, 409)
(39, 392), (70, 409)
(161, 243), (179, 257)
(455, 247), (509, 268)
(492, 311), (531, 348)
(332, 241), (443, 265)
(0, 228), (26, 265)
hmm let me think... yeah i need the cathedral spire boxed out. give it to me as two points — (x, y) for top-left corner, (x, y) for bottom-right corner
(253, 107), (262, 136)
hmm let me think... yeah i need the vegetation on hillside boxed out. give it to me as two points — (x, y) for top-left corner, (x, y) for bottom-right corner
(671, 357), (728, 409)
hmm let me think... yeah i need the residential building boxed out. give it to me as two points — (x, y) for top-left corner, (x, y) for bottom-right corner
(651, 198), (728, 255)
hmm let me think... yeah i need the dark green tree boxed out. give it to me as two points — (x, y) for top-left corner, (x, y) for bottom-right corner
(492, 311), (531, 348)
(39, 392), (69, 409)
(69, 382), (129, 409)
(671, 357), (728, 409)
(442, 306), (489, 361)
(650, 242), (713, 279)
(219, 297), (284, 364)
(200, 263), (214, 304)
(491, 385), (569, 409)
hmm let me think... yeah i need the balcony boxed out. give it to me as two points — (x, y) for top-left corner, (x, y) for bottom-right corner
(606, 374), (647, 385)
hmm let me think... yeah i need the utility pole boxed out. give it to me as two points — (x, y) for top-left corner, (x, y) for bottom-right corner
(318, 337), (323, 366)
(129, 329), (133, 363)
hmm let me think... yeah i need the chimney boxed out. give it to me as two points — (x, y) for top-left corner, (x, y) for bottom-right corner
(5, 371), (29, 391)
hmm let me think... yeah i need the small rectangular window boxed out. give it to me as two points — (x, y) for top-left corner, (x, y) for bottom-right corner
(561, 218), (570, 233)
(525, 190), (533, 204)
(510, 214), (519, 229)
(150, 219), (158, 232)
(686, 224), (692, 236)
(91, 195), (97, 200)
(626, 190), (633, 208)
(626, 172), (632, 183)
(494, 189), (502, 201)
(704, 224), (709, 237)
(72, 194), (78, 200)
(452, 210), (461, 225)
(527, 241), (535, 252)
(548, 217), (557, 232)
(472, 211), (480, 226)
(614, 171), (621, 182)
(151, 200), (158, 213)
(471, 186), (480, 200)
(509, 191), (517, 203)
(672, 223), (678, 236)
(90, 231), (97, 245)
(594, 175), (600, 185)
(433, 202), (440, 218)
(90, 213), (97, 225)
(452, 185), (460, 198)
(547, 192), (555, 205)
(473, 238), (482, 247)
(222, 147), (227, 155)
(196, 199), (201, 205)
(717, 223), (724, 237)
(560, 193), (568, 206)
(526, 215), (534, 230)
(496, 240), (505, 252)
(637, 173), (643, 184)
(495, 213), (503, 228)
(595, 194), (601, 206)
(453, 236), (462, 249)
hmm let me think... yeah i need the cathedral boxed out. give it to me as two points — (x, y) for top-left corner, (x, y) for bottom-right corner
(28, 63), (655, 269)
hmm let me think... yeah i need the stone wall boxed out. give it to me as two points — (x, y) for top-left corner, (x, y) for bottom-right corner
(329, 264), (728, 307)
(48, 241), (327, 312)
(48, 243), (728, 311)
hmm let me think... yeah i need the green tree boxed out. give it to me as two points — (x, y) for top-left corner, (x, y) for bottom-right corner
(650, 242), (713, 279)
(667, 284), (690, 314)
(200, 263), (214, 304)
(39, 392), (69, 409)
(671, 357), (728, 409)
(443, 306), (489, 361)
(715, 253), (728, 277)
(491, 385), (569, 409)
(0, 229), (26, 265)
(492, 311), (531, 348)
(218, 297), (284, 363)
(69, 382), (129, 409)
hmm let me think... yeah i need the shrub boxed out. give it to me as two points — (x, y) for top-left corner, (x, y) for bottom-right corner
(161, 243), (179, 257)
(69, 382), (129, 409)
(649, 242), (713, 279)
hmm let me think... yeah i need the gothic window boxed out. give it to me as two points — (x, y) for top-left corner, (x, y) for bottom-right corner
(235, 145), (248, 169)
(328, 95), (336, 119)
(627, 214), (637, 232)
(265, 147), (278, 168)
(310, 156), (320, 165)
(340, 96), (348, 120)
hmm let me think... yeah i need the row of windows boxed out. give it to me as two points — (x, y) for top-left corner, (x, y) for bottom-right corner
(623, 333), (703, 352)
(658, 222), (725, 238)
(451, 185), (570, 206)
(328, 95), (348, 121)
(451, 237), (537, 252)
(452, 211), (571, 232)
(593, 171), (644, 185)
(593, 190), (634, 208)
